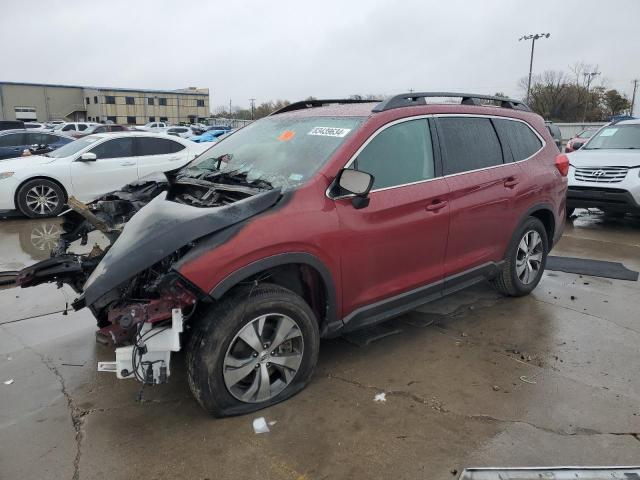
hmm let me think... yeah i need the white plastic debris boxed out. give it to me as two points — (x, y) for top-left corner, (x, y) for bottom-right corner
(4, 379), (14, 385)
(374, 392), (387, 402)
(253, 417), (270, 434)
(268, 420), (277, 426)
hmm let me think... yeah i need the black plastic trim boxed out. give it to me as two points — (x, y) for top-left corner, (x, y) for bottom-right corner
(270, 99), (382, 116)
(210, 252), (338, 334)
(338, 261), (503, 336)
(372, 92), (531, 113)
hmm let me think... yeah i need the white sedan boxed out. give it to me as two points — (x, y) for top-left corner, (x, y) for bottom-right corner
(0, 132), (210, 218)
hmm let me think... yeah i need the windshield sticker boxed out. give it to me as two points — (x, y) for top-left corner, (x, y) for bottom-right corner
(288, 173), (303, 181)
(600, 128), (618, 137)
(308, 127), (352, 137)
(277, 130), (296, 142)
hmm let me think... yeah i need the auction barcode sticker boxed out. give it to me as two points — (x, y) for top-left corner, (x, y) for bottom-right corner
(308, 127), (351, 137)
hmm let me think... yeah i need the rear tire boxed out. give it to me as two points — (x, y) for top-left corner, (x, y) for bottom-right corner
(491, 217), (548, 297)
(186, 283), (320, 417)
(16, 179), (66, 218)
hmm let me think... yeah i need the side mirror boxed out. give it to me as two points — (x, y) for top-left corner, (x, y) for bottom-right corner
(572, 141), (585, 150)
(336, 168), (374, 209)
(79, 152), (97, 162)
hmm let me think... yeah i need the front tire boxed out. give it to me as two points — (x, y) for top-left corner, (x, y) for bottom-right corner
(186, 283), (320, 417)
(16, 179), (66, 218)
(491, 217), (548, 297)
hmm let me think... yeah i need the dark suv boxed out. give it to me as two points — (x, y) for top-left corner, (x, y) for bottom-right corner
(14, 93), (567, 416)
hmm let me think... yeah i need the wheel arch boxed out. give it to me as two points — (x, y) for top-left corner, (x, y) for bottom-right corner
(509, 203), (556, 255)
(14, 175), (69, 207)
(210, 253), (338, 337)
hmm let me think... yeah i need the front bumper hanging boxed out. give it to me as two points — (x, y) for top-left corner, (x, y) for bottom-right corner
(98, 308), (184, 384)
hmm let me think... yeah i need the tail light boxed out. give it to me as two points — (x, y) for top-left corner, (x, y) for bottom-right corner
(555, 154), (569, 176)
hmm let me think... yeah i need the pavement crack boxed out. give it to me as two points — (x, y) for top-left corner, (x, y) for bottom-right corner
(327, 373), (640, 443)
(40, 357), (84, 480)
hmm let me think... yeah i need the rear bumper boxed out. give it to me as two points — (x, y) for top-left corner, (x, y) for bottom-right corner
(567, 186), (640, 213)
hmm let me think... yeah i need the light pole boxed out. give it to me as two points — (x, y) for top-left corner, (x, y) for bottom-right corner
(582, 70), (600, 121)
(519, 33), (551, 104)
(249, 98), (256, 120)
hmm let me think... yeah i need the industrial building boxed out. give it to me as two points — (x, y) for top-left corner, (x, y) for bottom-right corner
(0, 81), (210, 125)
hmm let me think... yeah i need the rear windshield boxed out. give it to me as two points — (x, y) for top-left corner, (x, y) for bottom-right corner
(584, 124), (640, 150)
(182, 115), (364, 189)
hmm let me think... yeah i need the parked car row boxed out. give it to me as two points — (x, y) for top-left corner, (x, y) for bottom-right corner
(0, 132), (210, 217)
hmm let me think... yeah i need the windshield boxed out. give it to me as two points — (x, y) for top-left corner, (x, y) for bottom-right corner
(577, 129), (596, 139)
(45, 136), (100, 158)
(181, 115), (364, 189)
(584, 124), (640, 150)
(52, 124), (65, 131)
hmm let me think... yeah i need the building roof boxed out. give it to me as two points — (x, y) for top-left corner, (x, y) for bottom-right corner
(0, 81), (208, 96)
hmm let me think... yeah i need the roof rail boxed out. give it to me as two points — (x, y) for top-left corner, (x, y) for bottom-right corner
(371, 92), (530, 113)
(270, 98), (382, 116)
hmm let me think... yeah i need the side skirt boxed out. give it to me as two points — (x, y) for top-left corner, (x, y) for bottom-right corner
(325, 261), (503, 337)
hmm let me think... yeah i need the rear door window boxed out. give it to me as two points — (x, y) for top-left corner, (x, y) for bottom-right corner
(493, 119), (543, 161)
(136, 137), (186, 156)
(0, 133), (26, 146)
(89, 138), (135, 159)
(437, 117), (504, 175)
(354, 119), (435, 190)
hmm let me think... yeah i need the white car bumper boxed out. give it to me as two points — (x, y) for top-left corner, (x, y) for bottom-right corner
(567, 165), (640, 212)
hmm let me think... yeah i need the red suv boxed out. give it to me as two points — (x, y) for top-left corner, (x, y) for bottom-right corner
(21, 93), (568, 416)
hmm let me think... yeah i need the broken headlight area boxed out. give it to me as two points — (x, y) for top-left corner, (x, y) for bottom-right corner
(96, 267), (201, 386)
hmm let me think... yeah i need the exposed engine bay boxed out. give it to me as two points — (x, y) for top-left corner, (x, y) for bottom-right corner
(3, 164), (282, 387)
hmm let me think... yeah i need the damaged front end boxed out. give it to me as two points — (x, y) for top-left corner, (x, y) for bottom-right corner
(84, 179), (280, 385)
(5, 162), (282, 387)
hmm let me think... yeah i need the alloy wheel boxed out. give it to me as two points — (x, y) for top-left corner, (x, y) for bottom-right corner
(25, 185), (60, 216)
(516, 230), (543, 285)
(223, 313), (304, 403)
(30, 223), (63, 252)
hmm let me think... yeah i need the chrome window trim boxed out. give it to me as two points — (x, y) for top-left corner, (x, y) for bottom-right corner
(326, 113), (546, 200)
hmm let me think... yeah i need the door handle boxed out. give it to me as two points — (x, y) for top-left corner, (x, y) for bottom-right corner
(425, 199), (448, 212)
(168, 156), (180, 161)
(120, 161), (136, 166)
(504, 176), (519, 188)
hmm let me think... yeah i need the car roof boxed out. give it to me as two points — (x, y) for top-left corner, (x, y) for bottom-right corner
(87, 131), (189, 142)
(615, 118), (640, 125)
(0, 128), (26, 134)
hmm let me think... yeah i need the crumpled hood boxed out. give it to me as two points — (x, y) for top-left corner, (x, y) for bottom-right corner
(82, 188), (281, 306)
(568, 149), (640, 168)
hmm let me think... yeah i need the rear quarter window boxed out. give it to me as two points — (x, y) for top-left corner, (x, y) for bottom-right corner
(438, 117), (504, 175)
(493, 119), (543, 161)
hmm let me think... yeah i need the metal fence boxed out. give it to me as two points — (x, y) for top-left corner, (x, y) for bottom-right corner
(207, 117), (253, 129)
(555, 122), (606, 142)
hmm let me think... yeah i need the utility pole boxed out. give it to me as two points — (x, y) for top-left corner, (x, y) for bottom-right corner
(519, 33), (551, 104)
(631, 79), (638, 116)
(229, 99), (232, 118)
(249, 98), (256, 120)
(582, 70), (601, 121)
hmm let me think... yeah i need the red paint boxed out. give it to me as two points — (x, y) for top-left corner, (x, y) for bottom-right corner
(177, 102), (567, 320)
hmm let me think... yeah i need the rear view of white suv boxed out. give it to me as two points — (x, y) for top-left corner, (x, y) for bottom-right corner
(567, 119), (640, 216)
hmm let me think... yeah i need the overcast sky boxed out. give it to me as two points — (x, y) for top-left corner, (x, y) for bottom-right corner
(1, 0), (638, 111)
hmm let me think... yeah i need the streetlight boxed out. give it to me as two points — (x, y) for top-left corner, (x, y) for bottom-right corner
(519, 33), (551, 104)
(582, 70), (600, 121)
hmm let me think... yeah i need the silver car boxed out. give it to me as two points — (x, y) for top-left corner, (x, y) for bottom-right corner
(567, 119), (640, 216)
